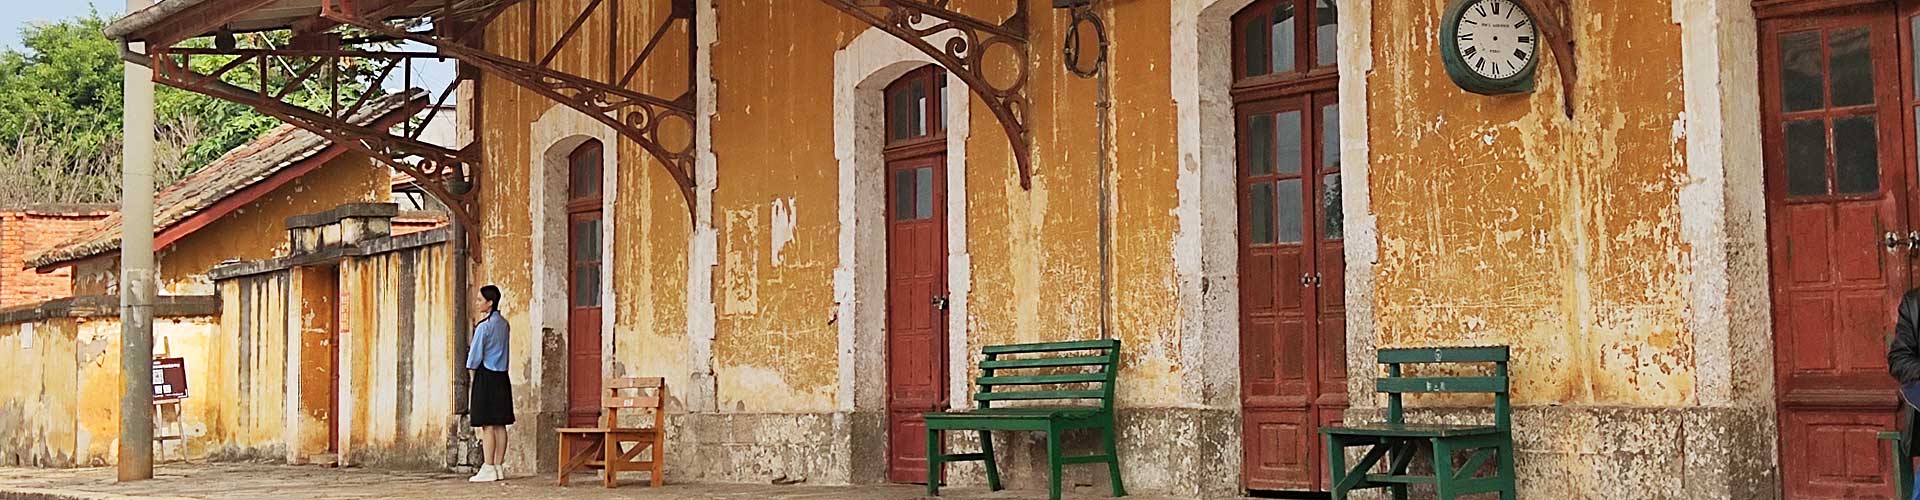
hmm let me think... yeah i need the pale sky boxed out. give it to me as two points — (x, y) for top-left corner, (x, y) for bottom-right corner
(0, 1), (120, 51)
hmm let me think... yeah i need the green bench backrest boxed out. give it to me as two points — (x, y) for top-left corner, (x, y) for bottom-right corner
(1376, 346), (1511, 431)
(974, 339), (1121, 411)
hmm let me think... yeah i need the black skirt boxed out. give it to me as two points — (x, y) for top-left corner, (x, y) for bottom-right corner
(470, 368), (515, 427)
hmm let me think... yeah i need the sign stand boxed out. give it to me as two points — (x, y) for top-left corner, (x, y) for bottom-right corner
(150, 354), (189, 462)
(153, 398), (182, 460)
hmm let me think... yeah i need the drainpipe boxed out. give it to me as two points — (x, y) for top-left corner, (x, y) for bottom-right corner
(117, 0), (158, 482)
(1063, 2), (1113, 340)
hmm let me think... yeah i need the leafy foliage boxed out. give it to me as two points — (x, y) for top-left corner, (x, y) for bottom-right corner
(0, 11), (390, 204)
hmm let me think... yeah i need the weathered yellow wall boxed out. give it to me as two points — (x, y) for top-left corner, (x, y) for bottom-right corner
(474, 0), (694, 413)
(70, 152), (388, 297)
(0, 318), (77, 466)
(473, 0), (1191, 416)
(1369, 1), (1693, 405)
(208, 276), (292, 457)
(67, 316), (222, 466)
(338, 242), (457, 467)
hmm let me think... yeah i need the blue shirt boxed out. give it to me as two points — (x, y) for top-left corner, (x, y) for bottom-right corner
(466, 311), (509, 372)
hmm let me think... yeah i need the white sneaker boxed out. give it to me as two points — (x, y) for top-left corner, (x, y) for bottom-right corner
(492, 464), (507, 480)
(468, 464), (497, 482)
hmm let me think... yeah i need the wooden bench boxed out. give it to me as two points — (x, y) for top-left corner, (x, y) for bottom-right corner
(923, 339), (1127, 500)
(556, 377), (666, 488)
(1322, 346), (1516, 500)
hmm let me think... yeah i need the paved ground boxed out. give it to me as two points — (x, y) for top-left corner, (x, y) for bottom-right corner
(0, 463), (1210, 500)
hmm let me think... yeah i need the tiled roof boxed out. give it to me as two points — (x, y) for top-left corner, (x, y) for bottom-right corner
(26, 92), (422, 269)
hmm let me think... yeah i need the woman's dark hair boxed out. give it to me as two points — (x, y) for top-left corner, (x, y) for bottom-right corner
(480, 285), (501, 312)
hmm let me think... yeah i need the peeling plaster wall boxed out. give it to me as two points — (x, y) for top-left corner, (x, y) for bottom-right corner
(1361, 0), (1774, 497)
(0, 318), (78, 467)
(1370, 0), (1694, 405)
(475, 0), (695, 474)
(462, 0), (1213, 493)
(335, 243), (459, 469)
(207, 275), (293, 461)
(0, 314), (219, 467)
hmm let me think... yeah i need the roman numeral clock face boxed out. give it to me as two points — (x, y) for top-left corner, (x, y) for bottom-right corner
(1441, 0), (1541, 94)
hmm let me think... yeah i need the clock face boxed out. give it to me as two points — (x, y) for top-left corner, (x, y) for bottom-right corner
(1452, 0), (1538, 80)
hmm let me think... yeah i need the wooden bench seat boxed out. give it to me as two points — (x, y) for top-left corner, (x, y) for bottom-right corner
(924, 339), (1126, 500)
(556, 377), (666, 488)
(1321, 346), (1516, 500)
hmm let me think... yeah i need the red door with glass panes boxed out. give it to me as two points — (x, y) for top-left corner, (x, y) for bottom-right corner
(1762, 5), (1914, 498)
(1233, 0), (1345, 491)
(884, 66), (950, 484)
(566, 140), (605, 429)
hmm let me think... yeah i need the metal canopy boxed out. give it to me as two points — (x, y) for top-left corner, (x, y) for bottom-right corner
(109, 0), (1046, 228)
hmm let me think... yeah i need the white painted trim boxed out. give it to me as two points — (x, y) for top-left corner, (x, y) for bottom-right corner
(528, 103), (619, 389)
(1334, 0), (1378, 411)
(832, 26), (971, 414)
(1170, 0), (1255, 411)
(282, 276), (301, 463)
(686, 0), (720, 413)
(1673, 0), (1769, 409)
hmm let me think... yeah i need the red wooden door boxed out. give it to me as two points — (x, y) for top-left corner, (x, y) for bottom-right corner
(1231, 0), (1346, 491)
(566, 140), (605, 429)
(1237, 92), (1346, 492)
(1763, 7), (1911, 498)
(883, 66), (949, 484)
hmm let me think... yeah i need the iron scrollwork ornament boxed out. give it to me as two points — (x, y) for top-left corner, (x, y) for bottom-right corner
(821, 0), (1036, 189)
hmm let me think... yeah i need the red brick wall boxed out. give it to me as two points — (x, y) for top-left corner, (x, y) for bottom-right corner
(1, 211), (110, 307)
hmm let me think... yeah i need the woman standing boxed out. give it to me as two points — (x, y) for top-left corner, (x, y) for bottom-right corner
(467, 285), (513, 482)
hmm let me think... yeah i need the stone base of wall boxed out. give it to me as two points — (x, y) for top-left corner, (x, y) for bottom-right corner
(670, 408), (1241, 497)
(203, 444), (288, 465)
(1343, 405), (1776, 500)
(445, 415), (482, 472)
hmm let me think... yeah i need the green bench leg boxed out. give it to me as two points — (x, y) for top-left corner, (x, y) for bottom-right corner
(1498, 438), (1517, 500)
(1888, 432), (1913, 500)
(1432, 439), (1456, 500)
(927, 428), (943, 496)
(1388, 440), (1410, 500)
(979, 430), (1003, 491)
(1102, 423), (1127, 497)
(1326, 434), (1349, 500)
(1046, 427), (1064, 500)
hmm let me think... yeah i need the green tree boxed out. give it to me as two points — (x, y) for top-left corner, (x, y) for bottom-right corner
(0, 11), (391, 204)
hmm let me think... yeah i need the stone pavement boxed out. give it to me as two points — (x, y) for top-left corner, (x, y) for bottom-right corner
(0, 464), (1214, 500)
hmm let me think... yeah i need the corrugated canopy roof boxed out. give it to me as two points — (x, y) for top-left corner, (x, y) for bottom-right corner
(25, 91), (423, 270)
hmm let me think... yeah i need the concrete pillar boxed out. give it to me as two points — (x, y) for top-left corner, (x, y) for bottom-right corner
(117, 0), (158, 482)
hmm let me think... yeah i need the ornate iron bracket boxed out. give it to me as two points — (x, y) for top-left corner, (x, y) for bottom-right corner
(819, 0), (1034, 189)
(1517, 0), (1576, 117)
(321, 0), (702, 218)
(139, 47), (483, 254)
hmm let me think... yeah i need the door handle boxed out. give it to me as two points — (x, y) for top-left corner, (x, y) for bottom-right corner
(930, 295), (949, 310)
(1888, 231), (1904, 253)
(1907, 231), (1920, 252)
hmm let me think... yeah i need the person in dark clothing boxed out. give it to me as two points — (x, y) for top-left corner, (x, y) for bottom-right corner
(1887, 289), (1920, 499)
(466, 285), (512, 482)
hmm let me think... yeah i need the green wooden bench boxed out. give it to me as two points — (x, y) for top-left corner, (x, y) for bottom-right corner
(1322, 346), (1516, 500)
(923, 339), (1126, 500)
(1882, 430), (1913, 499)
